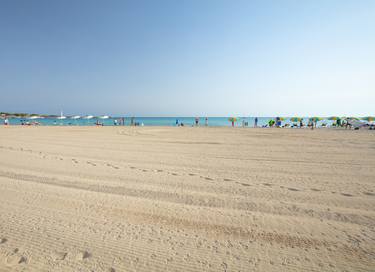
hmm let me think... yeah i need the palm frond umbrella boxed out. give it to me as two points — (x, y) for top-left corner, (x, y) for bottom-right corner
(290, 117), (302, 122)
(228, 117), (238, 122)
(362, 116), (375, 122)
(228, 117), (239, 127)
(328, 116), (340, 120)
(309, 117), (323, 122)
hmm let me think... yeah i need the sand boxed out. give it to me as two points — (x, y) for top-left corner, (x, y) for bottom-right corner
(0, 126), (374, 271)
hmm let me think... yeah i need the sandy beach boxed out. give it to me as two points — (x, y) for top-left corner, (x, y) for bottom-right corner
(0, 126), (374, 271)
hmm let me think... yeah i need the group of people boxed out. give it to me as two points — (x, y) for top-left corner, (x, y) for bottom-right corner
(176, 117), (209, 127)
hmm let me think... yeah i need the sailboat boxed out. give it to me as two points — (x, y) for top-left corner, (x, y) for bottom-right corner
(57, 111), (66, 120)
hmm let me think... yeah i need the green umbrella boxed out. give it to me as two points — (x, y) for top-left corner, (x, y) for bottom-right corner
(309, 117), (323, 122)
(290, 117), (302, 122)
(228, 117), (238, 122)
(362, 116), (375, 122)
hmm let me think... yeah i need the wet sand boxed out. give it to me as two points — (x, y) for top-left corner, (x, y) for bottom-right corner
(0, 126), (374, 271)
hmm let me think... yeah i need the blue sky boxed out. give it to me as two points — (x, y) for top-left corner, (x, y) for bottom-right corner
(0, 0), (374, 116)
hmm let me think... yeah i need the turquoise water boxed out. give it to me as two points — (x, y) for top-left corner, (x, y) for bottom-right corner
(4, 117), (332, 127)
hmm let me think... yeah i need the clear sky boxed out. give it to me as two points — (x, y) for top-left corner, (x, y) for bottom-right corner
(0, 0), (374, 117)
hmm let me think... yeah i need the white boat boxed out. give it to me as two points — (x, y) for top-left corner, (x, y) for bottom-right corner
(71, 115), (81, 119)
(29, 116), (41, 119)
(57, 111), (66, 120)
(83, 115), (94, 119)
(99, 115), (110, 119)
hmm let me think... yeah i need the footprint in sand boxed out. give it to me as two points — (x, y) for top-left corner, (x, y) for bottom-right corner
(200, 176), (213, 181)
(363, 192), (375, 196)
(263, 183), (272, 187)
(87, 161), (96, 166)
(75, 250), (91, 261)
(287, 187), (300, 192)
(107, 163), (119, 169)
(310, 188), (321, 192)
(341, 193), (353, 197)
(240, 183), (250, 187)
(5, 254), (27, 266)
(188, 173), (196, 176)
(223, 178), (232, 181)
(72, 159), (79, 164)
(171, 173), (178, 176)
(52, 251), (67, 261)
(0, 238), (7, 244)
(130, 166), (136, 169)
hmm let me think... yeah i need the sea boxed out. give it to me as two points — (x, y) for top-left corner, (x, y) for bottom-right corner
(4, 117), (333, 127)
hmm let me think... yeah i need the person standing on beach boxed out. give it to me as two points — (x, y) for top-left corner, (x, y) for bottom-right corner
(195, 117), (199, 126)
(205, 117), (208, 126)
(176, 119), (179, 126)
(254, 117), (258, 127)
(4, 117), (9, 125)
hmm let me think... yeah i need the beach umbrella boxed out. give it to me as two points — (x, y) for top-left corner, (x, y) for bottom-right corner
(328, 116), (340, 120)
(361, 116), (375, 122)
(228, 117), (239, 127)
(309, 117), (323, 122)
(290, 117), (302, 122)
(228, 117), (238, 122)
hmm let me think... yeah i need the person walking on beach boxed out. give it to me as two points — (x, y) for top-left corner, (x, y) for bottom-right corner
(176, 119), (179, 126)
(4, 117), (9, 125)
(205, 117), (208, 126)
(254, 117), (258, 127)
(299, 119), (303, 128)
(195, 117), (199, 126)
